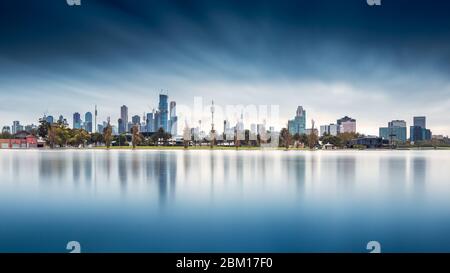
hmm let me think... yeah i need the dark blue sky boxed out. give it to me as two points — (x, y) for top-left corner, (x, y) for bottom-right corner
(1, 0), (449, 134)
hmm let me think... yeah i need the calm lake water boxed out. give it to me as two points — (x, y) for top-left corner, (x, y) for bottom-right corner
(1, 149), (450, 253)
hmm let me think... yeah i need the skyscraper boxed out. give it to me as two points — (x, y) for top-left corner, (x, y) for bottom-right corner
(85, 112), (93, 133)
(169, 101), (178, 136)
(132, 115), (140, 125)
(414, 116), (426, 129)
(46, 115), (54, 124)
(146, 111), (155, 133)
(73, 112), (82, 129)
(94, 105), (98, 133)
(120, 105), (128, 133)
(154, 111), (161, 132)
(288, 106), (306, 135)
(159, 94), (168, 132)
(118, 118), (124, 134)
(12, 121), (21, 134)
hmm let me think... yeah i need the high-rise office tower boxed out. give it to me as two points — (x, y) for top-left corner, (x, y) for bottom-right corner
(413, 116), (426, 129)
(288, 106), (306, 135)
(73, 112), (82, 129)
(46, 115), (54, 124)
(132, 115), (140, 125)
(94, 105), (98, 133)
(85, 112), (93, 133)
(154, 111), (161, 132)
(159, 94), (168, 132)
(118, 118), (124, 134)
(120, 105), (128, 133)
(169, 101), (177, 136)
(146, 111), (155, 133)
(12, 121), (21, 134)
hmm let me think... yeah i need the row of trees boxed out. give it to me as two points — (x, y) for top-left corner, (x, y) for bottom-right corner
(36, 118), (174, 149)
(279, 129), (362, 149)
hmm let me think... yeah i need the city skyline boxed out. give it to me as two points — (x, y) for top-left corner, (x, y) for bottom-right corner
(1, 100), (442, 142)
(1, 0), (450, 135)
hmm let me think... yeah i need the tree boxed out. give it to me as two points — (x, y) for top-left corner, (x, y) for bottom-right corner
(103, 123), (113, 149)
(151, 128), (171, 146)
(0, 132), (12, 139)
(320, 133), (342, 147)
(234, 129), (240, 149)
(308, 119), (319, 149)
(90, 132), (103, 146)
(131, 125), (143, 149)
(183, 125), (191, 149)
(47, 124), (57, 149)
(338, 132), (360, 148)
(280, 128), (291, 149)
(38, 119), (50, 139)
(118, 134), (127, 147)
(68, 129), (89, 148)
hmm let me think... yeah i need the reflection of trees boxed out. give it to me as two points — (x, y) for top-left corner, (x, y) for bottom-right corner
(72, 153), (81, 183)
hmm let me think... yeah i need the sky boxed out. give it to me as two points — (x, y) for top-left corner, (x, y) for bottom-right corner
(0, 0), (449, 135)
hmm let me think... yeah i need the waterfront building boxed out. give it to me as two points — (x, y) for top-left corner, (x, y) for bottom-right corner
(288, 106), (306, 135)
(85, 112), (93, 133)
(349, 136), (385, 149)
(379, 120), (407, 144)
(2, 126), (10, 134)
(73, 112), (82, 129)
(0, 134), (38, 149)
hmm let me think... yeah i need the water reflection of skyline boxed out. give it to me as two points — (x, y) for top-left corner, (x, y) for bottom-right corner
(2, 150), (449, 253)
(19, 150), (436, 203)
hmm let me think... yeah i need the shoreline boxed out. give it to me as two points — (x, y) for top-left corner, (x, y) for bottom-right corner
(1, 146), (449, 151)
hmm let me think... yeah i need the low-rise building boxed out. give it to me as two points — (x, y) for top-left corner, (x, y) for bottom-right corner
(0, 132), (39, 149)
